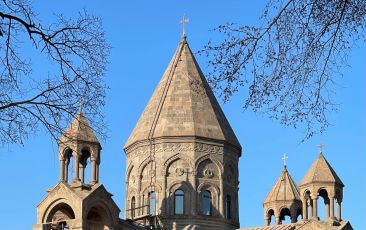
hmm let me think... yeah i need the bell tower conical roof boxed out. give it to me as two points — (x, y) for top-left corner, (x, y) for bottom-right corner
(124, 36), (241, 150)
(263, 166), (301, 204)
(299, 153), (344, 187)
(59, 111), (100, 144)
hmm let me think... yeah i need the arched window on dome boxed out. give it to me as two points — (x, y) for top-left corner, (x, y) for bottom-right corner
(174, 189), (184, 214)
(131, 196), (136, 219)
(202, 190), (212, 216)
(225, 195), (231, 219)
(148, 191), (156, 215)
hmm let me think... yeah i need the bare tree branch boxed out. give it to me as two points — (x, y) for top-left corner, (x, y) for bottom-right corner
(0, 0), (110, 146)
(200, 0), (366, 139)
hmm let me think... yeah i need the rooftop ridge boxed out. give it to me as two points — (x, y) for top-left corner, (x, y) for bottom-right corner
(147, 37), (186, 140)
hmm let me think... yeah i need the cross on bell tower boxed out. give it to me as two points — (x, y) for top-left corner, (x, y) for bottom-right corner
(318, 143), (325, 153)
(180, 14), (189, 36)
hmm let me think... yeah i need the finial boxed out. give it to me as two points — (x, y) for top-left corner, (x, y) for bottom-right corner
(180, 14), (189, 37)
(317, 143), (325, 154)
(282, 153), (288, 167)
(78, 98), (84, 113)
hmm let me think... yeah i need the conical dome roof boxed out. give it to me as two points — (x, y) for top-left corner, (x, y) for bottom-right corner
(299, 153), (344, 187)
(59, 111), (100, 144)
(263, 166), (300, 204)
(124, 36), (241, 150)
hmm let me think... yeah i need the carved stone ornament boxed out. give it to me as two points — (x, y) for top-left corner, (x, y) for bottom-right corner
(127, 142), (224, 157)
(176, 168), (185, 176)
(204, 169), (214, 178)
(131, 176), (136, 184)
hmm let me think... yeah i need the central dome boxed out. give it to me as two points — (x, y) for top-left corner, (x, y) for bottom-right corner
(124, 36), (241, 151)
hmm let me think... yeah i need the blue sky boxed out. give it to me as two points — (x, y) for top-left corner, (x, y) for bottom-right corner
(0, 1), (365, 229)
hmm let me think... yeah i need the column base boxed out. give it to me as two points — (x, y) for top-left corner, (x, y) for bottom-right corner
(70, 179), (82, 188)
(90, 180), (98, 186)
(311, 216), (320, 221)
(326, 218), (341, 226)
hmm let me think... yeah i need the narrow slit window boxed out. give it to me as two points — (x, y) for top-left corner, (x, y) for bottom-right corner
(174, 189), (184, 214)
(202, 190), (212, 216)
(149, 191), (156, 215)
(131, 196), (136, 219)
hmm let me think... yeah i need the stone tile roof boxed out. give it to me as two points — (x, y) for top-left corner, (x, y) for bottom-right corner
(299, 153), (344, 187)
(124, 36), (241, 150)
(59, 111), (99, 144)
(238, 220), (353, 230)
(263, 166), (300, 204)
(239, 224), (296, 230)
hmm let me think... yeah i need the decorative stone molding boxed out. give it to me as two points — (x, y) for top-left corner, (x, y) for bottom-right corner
(126, 142), (224, 158)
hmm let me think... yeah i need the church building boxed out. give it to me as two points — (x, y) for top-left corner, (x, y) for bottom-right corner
(33, 34), (352, 230)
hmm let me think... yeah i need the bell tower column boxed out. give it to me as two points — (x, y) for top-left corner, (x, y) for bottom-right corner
(336, 200), (342, 221)
(329, 197), (335, 220)
(73, 156), (80, 182)
(302, 198), (308, 220)
(60, 159), (66, 181)
(311, 195), (319, 220)
(91, 159), (97, 184)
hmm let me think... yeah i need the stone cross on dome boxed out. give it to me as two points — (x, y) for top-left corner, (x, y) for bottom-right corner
(282, 153), (288, 166)
(180, 14), (189, 36)
(318, 143), (325, 153)
(78, 97), (84, 112)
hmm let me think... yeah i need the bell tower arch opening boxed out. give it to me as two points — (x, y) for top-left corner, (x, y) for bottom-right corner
(266, 209), (275, 225)
(318, 188), (330, 220)
(279, 207), (291, 224)
(80, 148), (91, 184)
(86, 205), (112, 230)
(45, 202), (75, 230)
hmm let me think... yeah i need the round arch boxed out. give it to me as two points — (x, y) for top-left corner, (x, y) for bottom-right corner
(279, 207), (291, 224)
(195, 154), (223, 175)
(85, 201), (114, 229)
(163, 153), (194, 176)
(197, 182), (220, 216)
(126, 164), (134, 184)
(266, 208), (275, 225)
(138, 156), (154, 177)
(42, 199), (77, 230)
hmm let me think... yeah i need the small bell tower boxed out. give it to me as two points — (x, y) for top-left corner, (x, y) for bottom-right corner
(299, 149), (344, 222)
(33, 112), (121, 230)
(263, 158), (302, 225)
(58, 111), (101, 187)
